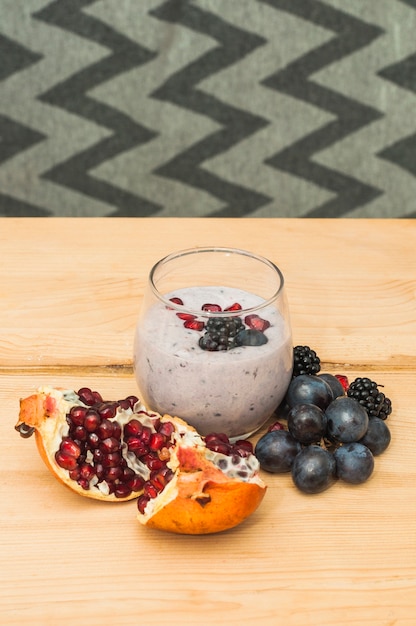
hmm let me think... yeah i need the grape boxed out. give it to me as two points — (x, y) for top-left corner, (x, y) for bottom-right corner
(318, 373), (345, 399)
(291, 445), (336, 494)
(285, 374), (333, 410)
(359, 418), (391, 455)
(325, 397), (368, 443)
(287, 403), (327, 445)
(255, 430), (301, 473)
(334, 443), (374, 484)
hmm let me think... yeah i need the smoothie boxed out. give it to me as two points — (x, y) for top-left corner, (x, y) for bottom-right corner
(134, 286), (293, 439)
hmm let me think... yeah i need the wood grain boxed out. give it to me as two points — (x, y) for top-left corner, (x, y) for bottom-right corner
(1, 219), (415, 625)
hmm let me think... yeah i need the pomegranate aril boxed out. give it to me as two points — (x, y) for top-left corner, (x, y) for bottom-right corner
(149, 432), (166, 451)
(84, 409), (101, 433)
(114, 484), (132, 499)
(96, 419), (114, 439)
(124, 419), (142, 438)
(335, 374), (349, 391)
(117, 398), (131, 410)
(95, 463), (106, 480)
(169, 297), (184, 306)
(69, 406), (87, 426)
(176, 312), (196, 321)
(267, 421), (285, 433)
(225, 302), (242, 311)
(184, 319), (205, 331)
(126, 437), (147, 457)
(93, 448), (105, 463)
(124, 395), (139, 409)
(87, 432), (100, 449)
(201, 303), (222, 312)
(97, 402), (118, 420)
(77, 387), (98, 406)
(59, 437), (81, 459)
(55, 450), (78, 471)
(105, 466), (123, 482)
(143, 481), (159, 499)
(77, 478), (91, 490)
(69, 467), (81, 481)
(139, 425), (152, 446)
(128, 475), (145, 492)
(79, 463), (95, 481)
(71, 425), (87, 441)
(205, 432), (230, 445)
(234, 439), (254, 457)
(158, 421), (175, 438)
(102, 452), (123, 468)
(244, 314), (270, 332)
(100, 437), (120, 453)
(142, 452), (164, 471)
(137, 495), (150, 514)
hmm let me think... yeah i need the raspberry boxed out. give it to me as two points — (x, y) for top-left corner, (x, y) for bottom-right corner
(293, 345), (321, 377)
(347, 377), (392, 420)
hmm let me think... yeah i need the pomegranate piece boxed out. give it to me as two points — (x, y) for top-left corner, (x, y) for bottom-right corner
(335, 374), (349, 392)
(169, 297), (184, 306)
(224, 302), (242, 311)
(16, 386), (267, 532)
(183, 319), (205, 331)
(244, 314), (270, 332)
(176, 312), (197, 321)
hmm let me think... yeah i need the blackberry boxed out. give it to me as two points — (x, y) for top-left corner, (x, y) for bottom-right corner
(199, 316), (245, 351)
(293, 345), (321, 377)
(347, 377), (392, 420)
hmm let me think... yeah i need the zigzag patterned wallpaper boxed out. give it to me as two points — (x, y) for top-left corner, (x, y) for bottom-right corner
(1, 0), (416, 217)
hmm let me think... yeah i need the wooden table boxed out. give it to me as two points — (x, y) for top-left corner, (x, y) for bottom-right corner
(1, 218), (415, 626)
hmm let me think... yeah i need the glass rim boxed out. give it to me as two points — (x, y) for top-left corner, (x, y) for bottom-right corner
(148, 246), (285, 316)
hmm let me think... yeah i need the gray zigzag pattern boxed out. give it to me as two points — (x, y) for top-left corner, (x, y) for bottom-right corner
(260, 0), (384, 218)
(34, 0), (161, 217)
(150, 0), (271, 217)
(0, 0), (416, 217)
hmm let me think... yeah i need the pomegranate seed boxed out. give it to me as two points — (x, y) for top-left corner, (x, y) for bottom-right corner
(112, 421), (121, 439)
(100, 437), (120, 453)
(121, 467), (135, 482)
(79, 463), (95, 481)
(59, 438), (81, 458)
(151, 417), (161, 431)
(234, 439), (254, 456)
(158, 421), (175, 438)
(225, 302), (242, 311)
(124, 395), (139, 409)
(268, 421), (285, 432)
(55, 450), (78, 471)
(128, 475), (145, 491)
(150, 467), (173, 488)
(84, 409), (101, 433)
(158, 447), (171, 461)
(205, 432), (230, 445)
(117, 398), (131, 410)
(95, 463), (106, 480)
(96, 419), (114, 439)
(69, 467), (81, 481)
(124, 419), (142, 438)
(114, 484), (132, 499)
(69, 406), (87, 426)
(143, 481), (158, 499)
(142, 452), (164, 470)
(244, 314), (270, 332)
(97, 402), (118, 420)
(149, 432), (166, 451)
(137, 495), (150, 514)
(77, 387), (97, 406)
(126, 437), (147, 456)
(335, 374), (349, 391)
(87, 432), (100, 449)
(102, 452), (123, 468)
(150, 476), (165, 492)
(77, 478), (90, 490)
(105, 466), (123, 482)
(169, 297), (184, 306)
(93, 449), (105, 463)
(92, 391), (103, 404)
(139, 426), (152, 446)
(184, 319), (205, 331)
(71, 425), (87, 441)
(207, 441), (231, 455)
(176, 312), (196, 321)
(201, 303), (222, 312)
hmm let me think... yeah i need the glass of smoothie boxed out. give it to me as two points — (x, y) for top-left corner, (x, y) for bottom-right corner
(133, 247), (293, 440)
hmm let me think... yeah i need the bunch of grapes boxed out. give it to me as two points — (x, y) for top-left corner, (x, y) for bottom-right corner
(255, 346), (392, 494)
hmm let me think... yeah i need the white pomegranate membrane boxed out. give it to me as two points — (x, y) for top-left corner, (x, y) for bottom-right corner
(134, 286), (293, 439)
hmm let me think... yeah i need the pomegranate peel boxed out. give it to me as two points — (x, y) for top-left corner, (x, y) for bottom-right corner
(16, 387), (267, 533)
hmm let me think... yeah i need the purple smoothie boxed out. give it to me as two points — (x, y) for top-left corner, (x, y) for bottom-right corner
(134, 286), (293, 439)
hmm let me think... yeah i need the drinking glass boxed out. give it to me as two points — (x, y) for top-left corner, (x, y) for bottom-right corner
(133, 247), (293, 439)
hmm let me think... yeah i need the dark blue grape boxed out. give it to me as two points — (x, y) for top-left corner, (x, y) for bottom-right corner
(285, 374), (333, 410)
(291, 445), (336, 494)
(287, 403), (327, 445)
(325, 396), (368, 443)
(255, 430), (301, 473)
(235, 329), (268, 346)
(359, 418), (391, 456)
(318, 373), (345, 399)
(334, 442), (374, 484)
